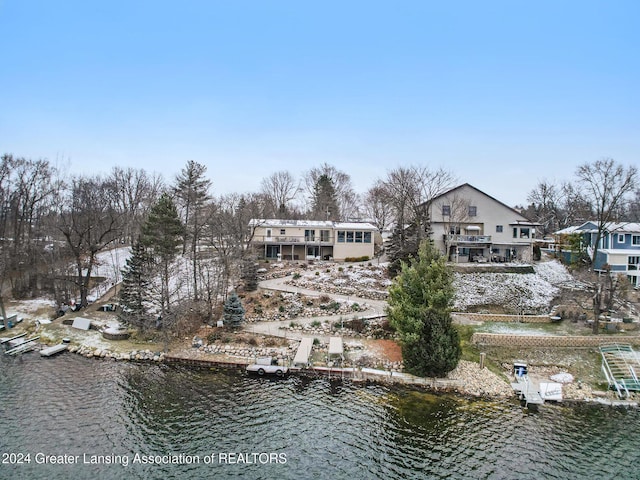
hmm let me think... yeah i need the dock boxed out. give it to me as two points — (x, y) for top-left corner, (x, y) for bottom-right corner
(4, 336), (40, 356)
(510, 362), (545, 407)
(40, 343), (69, 357)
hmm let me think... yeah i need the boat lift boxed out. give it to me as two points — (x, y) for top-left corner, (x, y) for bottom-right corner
(600, 344), (640, 399)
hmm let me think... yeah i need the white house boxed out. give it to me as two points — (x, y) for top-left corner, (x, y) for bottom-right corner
(248, 219), (378, 261)
(426, 183), (539, 263)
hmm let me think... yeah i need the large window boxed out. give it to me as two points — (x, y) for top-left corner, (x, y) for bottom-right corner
(629, 256), (640, 271)
(355, 231), (363, 243)
(305, 229), (315, 241)
(346, 231), (354, 243)
(363, 232), (372, 243)
(337, 231), (345, 242)
(442, 205), (451, 216)
(633, 235), (640, 246)
(321, 230), (330, 242)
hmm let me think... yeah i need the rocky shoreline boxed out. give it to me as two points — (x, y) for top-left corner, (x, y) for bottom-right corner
(60, 342), (637, 407)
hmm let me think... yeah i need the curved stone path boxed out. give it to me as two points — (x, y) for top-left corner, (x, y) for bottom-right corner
(244, 273), (387, 342)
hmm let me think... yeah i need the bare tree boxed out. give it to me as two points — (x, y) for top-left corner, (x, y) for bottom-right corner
(260, 170), (300, 218)
(526, 179), (562, 237)
(107, 166), (164, 244)
(57, 175), (123, 307)
(575, 158), (638, 265)
(363, 181), (393, 233)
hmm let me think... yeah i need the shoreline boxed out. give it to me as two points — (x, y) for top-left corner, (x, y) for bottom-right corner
(56, 342), (638, 408)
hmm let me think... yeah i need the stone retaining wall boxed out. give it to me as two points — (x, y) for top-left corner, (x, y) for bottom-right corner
(472, 333), (640, 347)
(453, 313), (551, 323)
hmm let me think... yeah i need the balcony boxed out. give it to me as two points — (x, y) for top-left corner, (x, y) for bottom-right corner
(446, 234), (492, 245)
(253, 235), (333, 245)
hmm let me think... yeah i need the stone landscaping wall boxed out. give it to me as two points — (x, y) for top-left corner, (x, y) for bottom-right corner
(472, 333), (640, 347)
(452, 313), (552, 323)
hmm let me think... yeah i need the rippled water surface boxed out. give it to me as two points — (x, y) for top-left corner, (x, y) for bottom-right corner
(1, 353), (638, 479)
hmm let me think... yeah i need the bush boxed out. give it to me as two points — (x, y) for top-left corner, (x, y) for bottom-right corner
(311, 320), (322, 328)
(313, 338), (320, 345)
(292, 272), (301, 280)
(351, 303), (361, 311)
(344, 256), (370, 263)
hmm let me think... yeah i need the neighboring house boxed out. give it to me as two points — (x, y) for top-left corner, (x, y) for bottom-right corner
(426, 183), (539, 263)
(554, 221), (640, 287)
(248, 219), (377, 261)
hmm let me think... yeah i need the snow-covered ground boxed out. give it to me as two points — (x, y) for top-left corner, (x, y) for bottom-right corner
(453, 260), (573, 313)
(285, 258), (574, 315)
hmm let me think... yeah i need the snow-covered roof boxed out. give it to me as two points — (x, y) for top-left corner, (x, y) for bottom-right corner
(555, 221), (640, 235)
(249, 219), (377, 230)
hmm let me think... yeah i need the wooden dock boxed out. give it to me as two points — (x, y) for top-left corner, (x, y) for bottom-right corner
(164, 354), (249, 369)
(40, 343), (69, 357)
(4, 336), (40, 356)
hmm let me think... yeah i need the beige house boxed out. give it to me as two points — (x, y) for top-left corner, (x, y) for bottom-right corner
(427, 183), (538, 263)
(249, 219), (377, 261)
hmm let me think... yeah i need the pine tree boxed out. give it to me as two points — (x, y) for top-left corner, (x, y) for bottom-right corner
(223, 292), (245, 328)
(311, 174), (340, 220)
(241, 256), (259, 292)
(386, 221), (420, 278)
(118, 241), (151, 331)
(141, 193), (183, 315)
(386, 240), (461, 377)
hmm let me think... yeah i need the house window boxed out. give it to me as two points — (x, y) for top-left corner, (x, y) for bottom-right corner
(346, 231), (354, 243)
(618, 234), (625, 244)
(468, 206), (477, 216)
(496, 225), (503, 233)
(266, 229), (272, 238)
(280, 229), (286, 235)
(513, 228), (518, 238)
(442, 205), (451, 216)
(363, 232), (372, 243)
(633, 235), (640, 246)
(629, 256), (640, 271)
(520, 228), (530, 238)
(337, 231), (345, 242)
(320, 230), (330, 242)
(355, 231), (363, 243)
(305, 229), (315, 241)
(450, 226), (460, 235)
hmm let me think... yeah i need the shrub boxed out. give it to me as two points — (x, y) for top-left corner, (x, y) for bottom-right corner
(313, 338), (320, 346)
(278, 305), (285, 313)
(315, 271), (320, 276)
(351, 303), (361, 311)
(311, 320), (322, 328)
(292, 272), (301, 280)
(344, 256), (370, 263)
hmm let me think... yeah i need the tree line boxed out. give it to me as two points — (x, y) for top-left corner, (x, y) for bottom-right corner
(0, 153), (637, 327)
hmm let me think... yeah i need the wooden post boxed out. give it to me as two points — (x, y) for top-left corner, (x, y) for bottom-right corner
(479, 352), (486, 369)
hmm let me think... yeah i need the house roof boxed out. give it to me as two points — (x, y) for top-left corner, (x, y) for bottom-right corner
(429, 183), (538, 224)
(249, 219), (377, 230)
(556, 221), (640, 235)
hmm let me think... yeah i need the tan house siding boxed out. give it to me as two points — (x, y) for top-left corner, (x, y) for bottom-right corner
(249, 219), (376, 261)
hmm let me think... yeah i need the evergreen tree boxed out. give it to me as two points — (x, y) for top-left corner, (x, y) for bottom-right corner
(386, 221), (420, 278)
(118, 240), (151, 331)
(223, 292), (245, 328)
(174, 160), (212, 300)
(241, 256), (259, 292)
(386, 240), (461, 377)
(141, 193), (183, 316)
(311, 174), (340, 220)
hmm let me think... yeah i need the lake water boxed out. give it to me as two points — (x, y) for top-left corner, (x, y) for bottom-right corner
(0, 353), (638, 480)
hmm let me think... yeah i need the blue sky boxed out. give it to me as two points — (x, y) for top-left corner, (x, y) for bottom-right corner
(1, 1), (638, 206)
